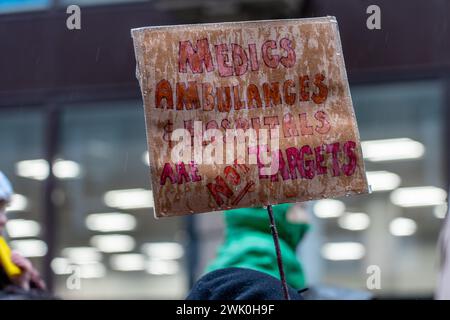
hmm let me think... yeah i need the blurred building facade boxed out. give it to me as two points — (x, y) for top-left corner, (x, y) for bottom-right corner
(0, 0), (449, 299)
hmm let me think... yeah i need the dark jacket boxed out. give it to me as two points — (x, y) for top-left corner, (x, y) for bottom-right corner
(187, 267), (305, 300)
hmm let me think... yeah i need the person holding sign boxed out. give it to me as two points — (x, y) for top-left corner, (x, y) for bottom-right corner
(186, 203), (309, 300)
(206, 203), (309, 289)
(132, 17), (369, 300)
(0, 171), (46, 294)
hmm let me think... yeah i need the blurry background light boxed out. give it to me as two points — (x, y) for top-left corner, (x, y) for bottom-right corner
(15, 158), (81, 180)
(390, 217), (417, 236)
(90, 234), (135, 253)
(15, 159), (49, 180)
(110, 253), (146, 271)
(362, 138), (425, 162)
(53, 159), (81, 179)
(62, 247), (102, 264)
(79, 262), (106, 279)
(51, 257), (71, 275)
(313, 199), (346, 218)
(390, 186), (447, 207)
(10, 239), (47, 257)
(104, 188), (154, 210)
(6, 194), (28, 212)
(51, 257), (105, 278)
(434, 204), (448, 219)
(86, 212), (136, 232)
(142, 151), (150, 166)
(146, 260), (179, 275)
(338, 213), (370, 231)
(141, 242), (184, 260)
(366, 171), (401, 192)
(321, 242), (365, 261)
(6, 219), (40, 238)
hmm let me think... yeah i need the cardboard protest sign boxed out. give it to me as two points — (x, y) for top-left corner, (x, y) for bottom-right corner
(131, 17), (369, 218)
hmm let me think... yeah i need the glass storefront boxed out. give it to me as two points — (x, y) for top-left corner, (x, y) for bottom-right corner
(196, 80), (447, 298)
(311, 80), (446, 296)
(54, 102), (189, 299)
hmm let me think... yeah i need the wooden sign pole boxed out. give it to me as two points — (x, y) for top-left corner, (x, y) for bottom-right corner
(267, 204), (291, 300)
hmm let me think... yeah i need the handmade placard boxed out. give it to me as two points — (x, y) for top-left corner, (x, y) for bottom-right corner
(131, 17), (368, 217)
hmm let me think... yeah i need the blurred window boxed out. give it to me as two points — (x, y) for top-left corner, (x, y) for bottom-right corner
(0, 109), (46, 277)
(53, 101), (188, 299)
(301, 80), (446, 297)
(197, 80), (447, 298)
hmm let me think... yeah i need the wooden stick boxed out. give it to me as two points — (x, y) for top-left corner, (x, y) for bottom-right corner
(267, 204), (291, 300)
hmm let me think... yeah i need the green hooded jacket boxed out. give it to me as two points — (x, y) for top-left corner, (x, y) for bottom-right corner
(206, 203), (310, 289)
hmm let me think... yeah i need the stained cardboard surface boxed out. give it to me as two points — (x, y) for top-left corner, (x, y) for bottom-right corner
(132, 17), (368, 217)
